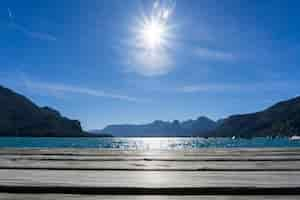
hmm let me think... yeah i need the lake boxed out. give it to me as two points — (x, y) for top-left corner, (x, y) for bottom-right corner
(0, 137), (299, 149)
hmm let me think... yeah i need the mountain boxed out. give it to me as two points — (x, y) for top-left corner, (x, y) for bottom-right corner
(209, 96), (300, 138)
(0, 85), (87, 137)
(100, 116), (217, 137)
(3, 84), (300, 138)
(100, 96), (300, 138)
(86, 130), (113, 137)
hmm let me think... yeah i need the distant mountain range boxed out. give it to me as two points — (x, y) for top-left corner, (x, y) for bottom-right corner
(97, 117), (217, 137)
(0, 85), (107, 137)
(1, 84), (300, 137)
(96, 96), (300, 138)
(208, 96), (300, 138)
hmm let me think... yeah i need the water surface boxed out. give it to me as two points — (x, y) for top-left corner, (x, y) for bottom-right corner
(0, 137), (299, 149)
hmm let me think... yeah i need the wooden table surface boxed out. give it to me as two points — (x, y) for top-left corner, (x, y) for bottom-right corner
(0, 148), (299, 199)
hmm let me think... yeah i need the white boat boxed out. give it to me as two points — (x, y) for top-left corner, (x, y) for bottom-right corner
(232, 136), (236, 140)
(290, 135), (300, 140)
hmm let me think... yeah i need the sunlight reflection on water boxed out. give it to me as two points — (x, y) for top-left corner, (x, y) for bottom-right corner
(0, 137), (300, 149)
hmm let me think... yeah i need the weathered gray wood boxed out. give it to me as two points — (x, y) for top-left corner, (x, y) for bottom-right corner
(0, 194), (299, 200)
(0, 148), (299, 196)
(0, 170), (299, 188)
(1, 148), (300, 156)
(1, 148), (300, 163)
(1, 149), (300, 172)
(0, 159), (300, 171)
(3, 154), (300, 162)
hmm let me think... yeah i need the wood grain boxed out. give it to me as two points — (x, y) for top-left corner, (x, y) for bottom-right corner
(0, 194), (300, 200)
(0, 194), (299, 200)
(0, 148), (299, 196)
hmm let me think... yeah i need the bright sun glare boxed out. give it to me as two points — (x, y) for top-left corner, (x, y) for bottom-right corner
(129, 0), (176, 76)
(141, 19), (166, 50)
(136, 0), (175, 52)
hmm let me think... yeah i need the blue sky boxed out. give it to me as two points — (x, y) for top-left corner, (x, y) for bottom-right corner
(1, 0), (300, 130)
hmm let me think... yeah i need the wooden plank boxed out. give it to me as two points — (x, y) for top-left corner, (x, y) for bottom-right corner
(1, 148), (300, 163)
(1, 148), (300, 156)
(3, 154), (300, 161)
(0, 194), (299, 200)
(0, 170), (299, 188)
(0, 194), (300, 200)
(0, 148), (299, 195)
(1, 148), (300, 171)
(0, 159), (300, 171)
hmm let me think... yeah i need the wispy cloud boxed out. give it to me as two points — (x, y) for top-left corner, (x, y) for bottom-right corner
(178, 81), (296, 93)
(194, 47), (236, 61)
(7, 8), (13, 19)
(179, 84), (238, 93)
(24, 79), (146, 103)
(126, 48), (174, 77)
(10, 23), (57, 41)
(7, 8), (57, 41)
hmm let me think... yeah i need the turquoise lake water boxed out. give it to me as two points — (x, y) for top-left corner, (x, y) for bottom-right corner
(0, 137), (299, 149)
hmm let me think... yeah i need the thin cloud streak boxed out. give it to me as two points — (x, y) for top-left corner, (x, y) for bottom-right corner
(180, 84), (238, 93)
(24, 80), (146, 103)
(7, 8), (56, 41)
(127, 48), (173, 77)
(10, 23), (57, 41)
(7, 8), (13, 19)
(194, 47), (236, 61)
(178, 81), (296, 93)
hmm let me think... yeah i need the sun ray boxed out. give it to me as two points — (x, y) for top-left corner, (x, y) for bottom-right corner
(141, 18), (165, 49)
(135, 0), (175, 52)
(127, 0), (177, 76)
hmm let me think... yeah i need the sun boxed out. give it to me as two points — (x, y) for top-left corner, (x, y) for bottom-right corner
(135, 1), (175, 52)
(141, 18), (166, 50)
(128, 0), (176, 76)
